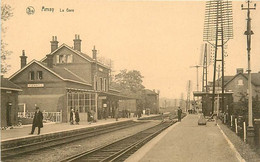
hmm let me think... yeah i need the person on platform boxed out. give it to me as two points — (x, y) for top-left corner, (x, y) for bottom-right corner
(75, 109), (80, 125)
(29, 107), (43, 135)
(177, 107), (182, 122)
(70, 109), (75, 125)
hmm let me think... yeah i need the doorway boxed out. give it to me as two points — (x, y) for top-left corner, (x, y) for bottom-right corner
(6, 102), (12, 126)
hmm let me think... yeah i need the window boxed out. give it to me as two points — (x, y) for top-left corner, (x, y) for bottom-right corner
(67, 54), (73, 63)
(100, 78), (103, 91)
(56, 54), (73, 63)
(238, 79), (244, 86)
(104, 78), (107, 91)
(37, 71), (43, 80)
(29, 71), (35, 80)
(94, 77), (98, 90)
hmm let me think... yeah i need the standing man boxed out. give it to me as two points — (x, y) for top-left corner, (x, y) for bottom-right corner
(75, 109), (80, 125)
(29, 107), (43, 135)
(178, 107), (182, 122)
(70, 109), (74, 125)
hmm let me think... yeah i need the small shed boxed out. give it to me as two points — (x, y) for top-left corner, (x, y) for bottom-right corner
(1, 76), (22, 127)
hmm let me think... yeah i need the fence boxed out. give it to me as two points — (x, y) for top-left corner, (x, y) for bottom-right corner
(220, 113), (260, 147)
(18, 110), (62, 123)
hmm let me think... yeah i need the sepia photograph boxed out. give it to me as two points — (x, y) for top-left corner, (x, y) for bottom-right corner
(1, 0), (260, 161)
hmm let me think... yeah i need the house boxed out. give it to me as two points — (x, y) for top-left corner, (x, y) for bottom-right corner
(221, 68), (260, 103)
(9, 35), (132, 122)
(143, 89), (160, 114)
(1, 76), (22, 127)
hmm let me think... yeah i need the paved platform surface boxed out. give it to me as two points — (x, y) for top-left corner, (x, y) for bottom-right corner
(1, 115), (157, 142)
(127, 114), (240, 162)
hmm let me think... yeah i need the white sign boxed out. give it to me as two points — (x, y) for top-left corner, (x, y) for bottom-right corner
(28, 84), (44, 88)
(99, 96), (107, 100)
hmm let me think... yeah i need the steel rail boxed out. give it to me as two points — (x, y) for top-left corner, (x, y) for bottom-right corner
(61, 121), (176, 162)
(1, 121), (143, 160)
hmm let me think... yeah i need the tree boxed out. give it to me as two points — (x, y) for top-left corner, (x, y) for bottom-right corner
(114, 69), (146, 110)
(234, 92), (260, 119)
(114, 69), (145, 94)
(1, 4), (13, 74)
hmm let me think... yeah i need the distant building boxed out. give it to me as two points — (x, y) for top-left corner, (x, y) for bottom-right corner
(199, 68), (260, 115)
(1, 76), (22, 127)
(143, 89), (159, 114)
(9, 35), (132, 122)
(221, 68), (260, 102)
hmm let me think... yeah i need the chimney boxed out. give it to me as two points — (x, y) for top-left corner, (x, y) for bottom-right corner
(236, 68), (244, 74)
(92, 46), (97, 60)
(73, 34), (81, 52)
(20, 50), (27, 69)
(46, 54), (53, 68)
(50, 36), (59, 52)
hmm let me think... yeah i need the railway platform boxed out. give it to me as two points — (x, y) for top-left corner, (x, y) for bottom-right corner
(1, 114), (159, 142)
(127, 114), (242, 162)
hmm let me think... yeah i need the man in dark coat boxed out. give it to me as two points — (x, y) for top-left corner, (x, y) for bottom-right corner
(29, 107), (43, 135)
(70, 109), (74, 125)
(75, 109), (80, 125)
(177, 107), (182, 122)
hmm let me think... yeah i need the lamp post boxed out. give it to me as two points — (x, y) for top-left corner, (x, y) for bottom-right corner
(241, 0), (256, 145)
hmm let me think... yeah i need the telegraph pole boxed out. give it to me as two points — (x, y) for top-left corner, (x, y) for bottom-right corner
(186, 80), (191, 112)
(241, 0), (256, 145)
(203, 0), (233, 115)
(190, 65), (202, 92)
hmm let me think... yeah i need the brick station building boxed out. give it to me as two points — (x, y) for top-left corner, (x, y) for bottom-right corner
(9, 35), (134, 122)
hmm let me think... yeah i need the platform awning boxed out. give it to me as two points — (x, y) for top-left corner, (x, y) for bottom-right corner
(98, 91), (139, 100)
(193, 91), (233, 97)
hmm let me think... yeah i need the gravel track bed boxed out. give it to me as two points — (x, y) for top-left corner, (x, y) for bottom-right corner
(218, 120), (260, 162)
(5, 120), (161, 162)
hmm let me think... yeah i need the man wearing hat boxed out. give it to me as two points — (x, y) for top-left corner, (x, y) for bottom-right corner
(29, 106), (43, 135)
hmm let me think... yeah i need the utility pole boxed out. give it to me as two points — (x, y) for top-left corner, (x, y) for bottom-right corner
(202, 43), (209, 92)
(203, 0), (233, 115)
(241, 0), (256, 145)
(190, 65), (202, 92)
(186, 80), (191, 112)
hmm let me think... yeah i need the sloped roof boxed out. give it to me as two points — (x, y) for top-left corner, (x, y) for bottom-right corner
(1, 77), (22, 91)
(38, 62), (88, 83)
(41, 44), (110, 69)
(244, 73), (260, 86)
(223, 72), (260, 87)
(9, 60), (91, 86)
(143, 89), (158, 95)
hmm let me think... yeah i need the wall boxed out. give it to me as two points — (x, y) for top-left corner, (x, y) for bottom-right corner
(1, 90), (19, 127)
(225, 74), (257, 102)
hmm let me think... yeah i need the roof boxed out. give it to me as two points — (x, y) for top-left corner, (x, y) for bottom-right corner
(143, 89), (158, 95)
(9, 60), (91, 86)
(1, 77), (22, 91)
(223, 72), (260, 87)
(40, 44), (110, 70)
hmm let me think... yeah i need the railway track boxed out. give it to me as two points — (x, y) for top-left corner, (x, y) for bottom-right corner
(61, 120), (176, 162)
(1, 120), (144, 160)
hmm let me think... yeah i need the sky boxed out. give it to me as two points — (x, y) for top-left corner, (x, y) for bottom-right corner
(2, 0), (260, 99)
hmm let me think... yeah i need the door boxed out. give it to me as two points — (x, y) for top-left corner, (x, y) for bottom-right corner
(6, 102), (12, 126)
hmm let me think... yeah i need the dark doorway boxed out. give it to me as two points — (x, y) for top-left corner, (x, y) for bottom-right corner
(6, 102), (12, 126)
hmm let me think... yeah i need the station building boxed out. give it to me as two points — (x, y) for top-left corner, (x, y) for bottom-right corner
(1, 76), (22, 127)
(9, 35), (133, 122)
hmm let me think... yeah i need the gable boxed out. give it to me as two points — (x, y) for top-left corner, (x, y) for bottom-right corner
(10, 62), (63, 84)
